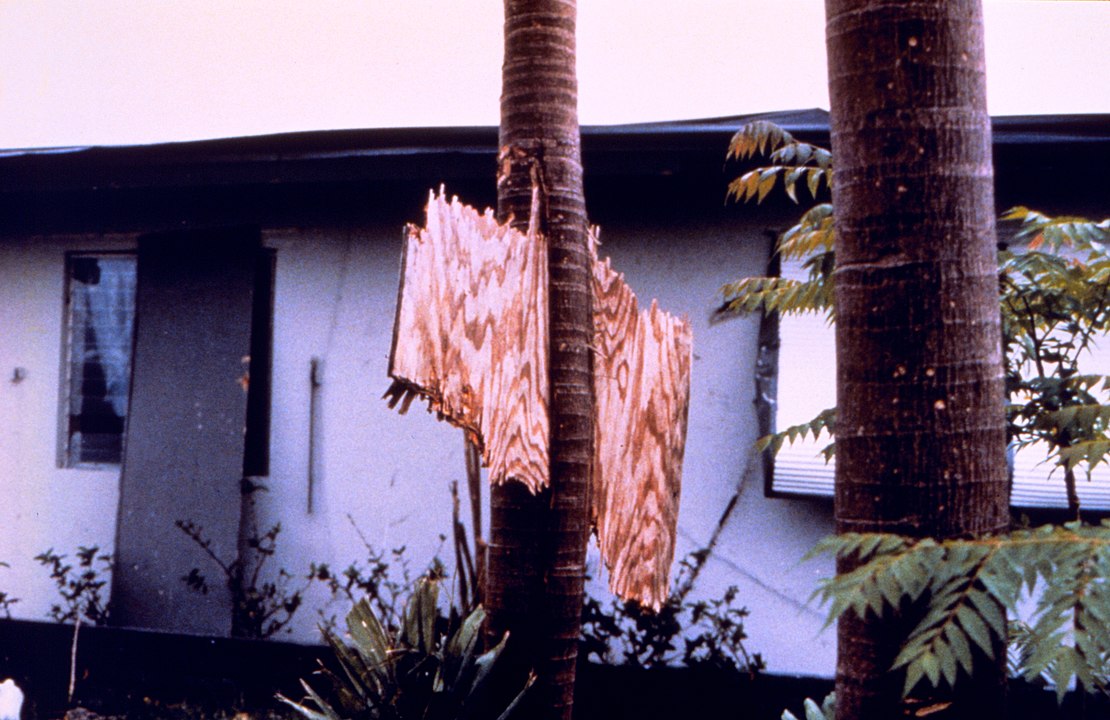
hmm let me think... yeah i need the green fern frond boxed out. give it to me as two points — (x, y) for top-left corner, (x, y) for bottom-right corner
(810, 524), (1110, 699)
(778, 204), (836, 262)
(1001, 206), (1110, 251)
(716, 275), (832, 320)
(755, 408), (836, 455)
(727, 120), (795, 161)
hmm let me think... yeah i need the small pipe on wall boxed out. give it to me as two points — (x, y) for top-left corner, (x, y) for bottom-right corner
(307, 356), (323, 514)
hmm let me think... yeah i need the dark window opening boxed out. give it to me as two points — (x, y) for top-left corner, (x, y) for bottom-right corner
(63, 254), (137, 467)
(243, 248), (274, 477)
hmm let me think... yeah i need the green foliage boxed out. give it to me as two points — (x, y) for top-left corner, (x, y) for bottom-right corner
(177, 519), (312, 639)
(726, 121), (833, 205)
(781, 691), (836, 720)
(721, 120), (1110, 704)
(721, 120), (1110, 509)
(34, 546), (112, 625)
(755, 407), (836, 460)
(313, 477), (483, 636)
(278, 575), (530, 720)
(0, 561), (18, 619)
(309, 517), (418, 636)
(811, 523), (1110, 700)
(717, 122), (836, 322)
(580, 550), (764, 673)
(1001, 206), (1110, 250)
(999, 206), (1110, 503)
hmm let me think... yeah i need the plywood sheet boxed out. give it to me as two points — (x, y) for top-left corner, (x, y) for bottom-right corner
(388, 190), (692, 608)
(388, 191), (549, 492)
(591, 250), (692, 609)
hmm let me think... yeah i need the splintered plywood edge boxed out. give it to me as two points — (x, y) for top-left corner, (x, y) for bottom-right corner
(388, 189), (549, 493)
(388, 190), (692, 610)
(592, 248), (692, 610)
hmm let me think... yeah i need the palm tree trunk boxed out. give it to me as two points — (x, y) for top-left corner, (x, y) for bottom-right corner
(487, 2), (592, 719)
(825, 1), (1009, 717)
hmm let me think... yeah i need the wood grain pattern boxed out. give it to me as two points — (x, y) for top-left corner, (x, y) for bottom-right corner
(388, 189), (550, 493)
(591, 242), (692, 610)
(388, 190), (692, 608)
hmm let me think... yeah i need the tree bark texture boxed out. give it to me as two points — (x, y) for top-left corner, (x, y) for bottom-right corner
(824, 1), (1009, 718)
(489, 2), (590, 718)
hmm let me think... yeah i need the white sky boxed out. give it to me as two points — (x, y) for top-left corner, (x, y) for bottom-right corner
(0, 1), (1106, 149)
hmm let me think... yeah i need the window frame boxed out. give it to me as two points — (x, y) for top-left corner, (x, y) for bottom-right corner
(58, 250), (138, 470)
(763, 257), (1110, 513)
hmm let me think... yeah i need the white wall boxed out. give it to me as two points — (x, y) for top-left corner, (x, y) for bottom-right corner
(259, 224), (467, 634)
(0, 234), (134, 619)
(582, 213), (836, 675)
(0, 209), (837, 676)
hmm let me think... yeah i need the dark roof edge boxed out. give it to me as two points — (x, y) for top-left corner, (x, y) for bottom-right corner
(5, 108), (1110, 159)
(0, 109), (834, 160)
(1, 109), (1106, 196)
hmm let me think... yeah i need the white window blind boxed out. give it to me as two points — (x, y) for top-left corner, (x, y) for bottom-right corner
(771, 265), (1110, 511)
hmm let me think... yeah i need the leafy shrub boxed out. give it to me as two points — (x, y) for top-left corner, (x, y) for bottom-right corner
(812, 523), (1110, 700)
(309, 515), (421, 635)
(34, 546), (112, 625)
(278, 574), (529, 720)
(720, 120), (1110, 704)
(177, 519), (311, 639)
(580, 550), (764, 673)
(720, 121), (1110, 516)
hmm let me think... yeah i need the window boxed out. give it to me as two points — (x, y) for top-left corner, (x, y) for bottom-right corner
(62, 253), (137, 467)
(767, 259), (1110, 512)
(59, 245), (273, 475)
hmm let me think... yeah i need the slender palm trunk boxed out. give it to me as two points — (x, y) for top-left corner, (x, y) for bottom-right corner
(487, 2), (592, 719)
(824, 1), (1009, 717)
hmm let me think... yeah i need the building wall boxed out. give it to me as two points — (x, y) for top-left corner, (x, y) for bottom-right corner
(0, 203), (838, 676)
(0, 234), (135, 620)
(579, 214), (836, 675)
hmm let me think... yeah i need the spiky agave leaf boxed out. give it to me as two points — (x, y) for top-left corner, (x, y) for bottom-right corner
(399, 576), (439, 656)
(276, 679), (346, 720)
(282, 573), (529, 720)
(780, 691), (836, 720)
